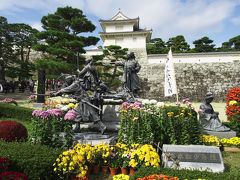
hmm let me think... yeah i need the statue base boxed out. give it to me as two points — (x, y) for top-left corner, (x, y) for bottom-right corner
(78, 122), (120, 132)
(204, 130), (236, 138)
(74, 132), (117, 145)
(32, 103), (44, 109)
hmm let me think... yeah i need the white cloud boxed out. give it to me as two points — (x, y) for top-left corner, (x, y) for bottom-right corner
(85, 0), (240, 43)
(1, 0), (240, 45)
(0, 0), (85, 14)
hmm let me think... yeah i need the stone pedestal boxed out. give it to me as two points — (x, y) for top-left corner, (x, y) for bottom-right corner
(204, 130), (236, 138)
(32, 103), (44, 109)
(74, 132), (117, 145)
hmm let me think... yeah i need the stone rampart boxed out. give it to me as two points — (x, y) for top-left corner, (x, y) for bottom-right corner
(139, 52), (240, 102)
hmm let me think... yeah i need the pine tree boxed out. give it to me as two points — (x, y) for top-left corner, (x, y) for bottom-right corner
(34, 6), (99, 102)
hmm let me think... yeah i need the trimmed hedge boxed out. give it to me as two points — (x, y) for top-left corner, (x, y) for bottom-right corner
(0, 140), (62, 180)
(131, 166), (240, 180)
(0, 103), (33, 121)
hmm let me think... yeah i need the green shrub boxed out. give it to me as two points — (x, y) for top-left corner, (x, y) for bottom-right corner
(223, 121), (240, 136)
(0, 140), (62, 180)
(131, 166), (240, 180)
(0, 103), (32, 121)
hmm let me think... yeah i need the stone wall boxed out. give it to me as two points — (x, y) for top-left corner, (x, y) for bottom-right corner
(139, 60), (240, 102)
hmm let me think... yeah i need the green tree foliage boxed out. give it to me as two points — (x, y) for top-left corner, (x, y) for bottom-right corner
(147, 38), (168, 54)
(221, 35), (240, 51)
(193, 36), (215, 52)
(0, 17), (37, 81)
(166, 35), (190, 53)
(0, 16), (16, 81)
(8, 23), (38, 79)
(103, 45), (128, 87)
(33, 6), (99, 102)
(93, 45), (128, 89)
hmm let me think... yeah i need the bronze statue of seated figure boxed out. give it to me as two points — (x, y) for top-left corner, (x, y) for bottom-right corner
(199, 92), (230, 132)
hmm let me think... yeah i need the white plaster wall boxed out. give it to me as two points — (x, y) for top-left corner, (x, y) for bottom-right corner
(103, 35), (146, 48)
(105, 23), (134, 32)
(84, 49), (103, 56)
(148, 53), (240, 64)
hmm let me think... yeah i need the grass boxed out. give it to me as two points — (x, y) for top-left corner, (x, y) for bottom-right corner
(222, 152), (240, 173)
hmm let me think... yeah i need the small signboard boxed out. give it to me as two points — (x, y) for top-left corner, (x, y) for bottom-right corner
(162, 145), (224, 172)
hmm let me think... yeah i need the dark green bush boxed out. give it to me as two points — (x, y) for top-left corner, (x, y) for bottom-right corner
(223, 121), (240, 136)
(131, 166), (240, 180)
(0, 140), (62, 180)
(0, 103), (32, 121)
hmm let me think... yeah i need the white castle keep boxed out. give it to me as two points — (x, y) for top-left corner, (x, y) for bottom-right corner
(85, 10), (240, 65)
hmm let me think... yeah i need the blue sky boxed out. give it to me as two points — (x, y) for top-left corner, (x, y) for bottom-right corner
(1, 0), (240, 48)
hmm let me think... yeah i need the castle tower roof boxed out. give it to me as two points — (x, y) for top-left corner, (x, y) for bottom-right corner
(99, 10), (139, 31)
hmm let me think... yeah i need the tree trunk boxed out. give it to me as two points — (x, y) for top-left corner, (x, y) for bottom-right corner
(0, 61), (5, 82)
(37, 69), (46, 103)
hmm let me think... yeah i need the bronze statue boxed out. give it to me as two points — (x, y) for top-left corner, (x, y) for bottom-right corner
(115, 52), (141, 97)
(199, 92), (230, 132)
(77, 58), (99, 91)
(52, 77), (106, 134)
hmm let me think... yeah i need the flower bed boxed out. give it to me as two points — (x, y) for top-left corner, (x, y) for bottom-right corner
(118, 100), (200, 146)
(0, 157), (12, 172)
(0, 121), (28, 142)
(53, 143), (160, 179)
(0, 171), (28, 180)
(226, 87), (240, 122)
(45, 96), (77, 109)
(113, 174), (129, 180)
(200, 135), (240, 148)
(31, 109), (74, 148)
(0, 98), (18, 106)
(136, 174), (179, 180)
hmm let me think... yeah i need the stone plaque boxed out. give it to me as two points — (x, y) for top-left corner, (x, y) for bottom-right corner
(162, 144), (224, 172)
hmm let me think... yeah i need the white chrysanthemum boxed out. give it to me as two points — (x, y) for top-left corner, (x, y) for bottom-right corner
(149, 99), (157, 105)
(61, 105), (69, 111)
(156, 102), (164, 107)
(55, 104), (64, 109)
(142, 99), (150, 105)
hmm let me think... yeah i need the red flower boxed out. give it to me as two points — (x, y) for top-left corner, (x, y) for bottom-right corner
(0, 157), (12, 172)
(226, 87), (240, 122)
(0, 171), (28, 180)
